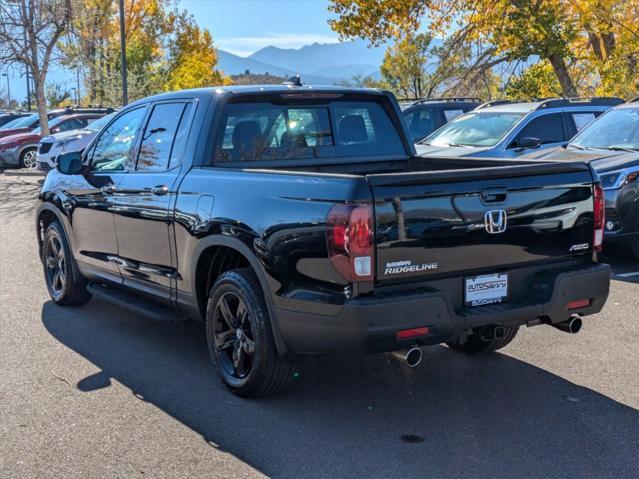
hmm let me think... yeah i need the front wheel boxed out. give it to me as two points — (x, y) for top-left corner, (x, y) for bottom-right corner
(628, 218), (639, 261)
(205, 268), (293, 398)
(20, 147), (37, 169)
(447, 325), (519, 354)
(42, 222), (92, 305)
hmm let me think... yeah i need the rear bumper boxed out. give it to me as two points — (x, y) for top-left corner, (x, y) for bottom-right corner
(0, 150), (19, 167)
(274, 262), (610, 354)
(36, 160), (54, 171)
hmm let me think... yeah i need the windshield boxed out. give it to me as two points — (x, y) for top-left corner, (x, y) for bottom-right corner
(86, 112), (115, 132)
(0, 114), (37, 130)
(570, 107), (639, 150)
(33, 117), (65, 135)
(424, 111), (525, 147)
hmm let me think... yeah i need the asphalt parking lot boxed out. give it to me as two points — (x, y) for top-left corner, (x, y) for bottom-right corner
(1, 173), (638, 478)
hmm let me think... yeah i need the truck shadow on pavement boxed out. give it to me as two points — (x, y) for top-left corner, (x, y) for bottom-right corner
(42, 299), (639, 478)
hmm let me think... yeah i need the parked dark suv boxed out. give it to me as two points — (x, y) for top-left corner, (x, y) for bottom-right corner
(522, 99), (639, 259)
(401, 98), (481, 142)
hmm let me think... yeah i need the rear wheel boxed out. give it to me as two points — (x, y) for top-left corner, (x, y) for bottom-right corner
(20, 147), (37, 169)
(447, 325), (519, 354)
(42, 222), (92, 305)
(205, 268), (293, 398)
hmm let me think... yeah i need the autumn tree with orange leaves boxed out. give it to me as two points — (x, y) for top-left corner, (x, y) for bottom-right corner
(62, 0), (227, 106)
(329, 0), (639, 98)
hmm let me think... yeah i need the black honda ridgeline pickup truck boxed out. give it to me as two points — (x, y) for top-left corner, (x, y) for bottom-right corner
(37, 84), (610, 397)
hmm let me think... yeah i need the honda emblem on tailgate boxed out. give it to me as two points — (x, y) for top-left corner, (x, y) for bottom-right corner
(484, 210), (508, 234)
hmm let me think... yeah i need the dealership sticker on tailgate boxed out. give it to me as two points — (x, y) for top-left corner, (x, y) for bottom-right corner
(464, 273), (509, 307)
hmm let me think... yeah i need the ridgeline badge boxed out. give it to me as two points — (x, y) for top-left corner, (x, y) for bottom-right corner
(384, 260), (439, 275)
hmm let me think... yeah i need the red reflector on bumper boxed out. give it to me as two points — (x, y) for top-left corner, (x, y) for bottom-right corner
(396, 327), (430, 341)
(567, 299), (590, 310)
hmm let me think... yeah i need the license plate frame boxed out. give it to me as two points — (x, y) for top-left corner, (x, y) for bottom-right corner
(464, 273), (509, 307)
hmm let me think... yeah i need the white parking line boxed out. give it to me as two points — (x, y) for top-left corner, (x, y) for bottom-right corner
(615, 271), (639, 278)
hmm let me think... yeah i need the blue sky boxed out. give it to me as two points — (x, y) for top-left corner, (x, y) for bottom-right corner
(2, 0), (339, 103)
(182, 0), (339, 56)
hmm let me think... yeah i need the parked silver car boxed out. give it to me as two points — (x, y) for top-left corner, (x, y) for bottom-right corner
(36, 112), (116, 171)
(416, 97), (622, 158)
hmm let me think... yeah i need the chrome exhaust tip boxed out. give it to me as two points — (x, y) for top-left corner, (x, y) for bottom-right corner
(552, 316), (583, 334)
(391, 347), (423, 368)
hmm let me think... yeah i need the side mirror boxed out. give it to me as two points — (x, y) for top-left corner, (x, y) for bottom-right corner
(519, 136), (542, 149)
(56, 151), (83, 175)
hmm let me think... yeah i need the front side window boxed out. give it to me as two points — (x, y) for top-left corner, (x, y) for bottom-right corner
(91, 107), (147, 172)
(137, 102), (187, 171)
(571, 112), (597, 132)
(425, 112), (524, 147)
(570, 108), (639, 150)
(517, 114), (564, 144)
(404, 107), (438, 141)
(443, 109), (465, 122)
(214, 99), (404, 163)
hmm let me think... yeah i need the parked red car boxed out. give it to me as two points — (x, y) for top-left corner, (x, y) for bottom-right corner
(0, 107), (112, 141)
(0, 113), (105, 168)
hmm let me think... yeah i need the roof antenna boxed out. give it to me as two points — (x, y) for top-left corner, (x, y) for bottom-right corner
(283, 74), (302, 87)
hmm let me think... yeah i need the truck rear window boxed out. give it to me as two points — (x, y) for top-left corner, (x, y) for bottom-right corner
(213, 100), (405, 163)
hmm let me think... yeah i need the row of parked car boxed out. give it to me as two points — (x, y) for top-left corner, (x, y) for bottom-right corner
(8, 93), (636, 260)
(401, 96), (638, 259)
(0, 107), (113, 169)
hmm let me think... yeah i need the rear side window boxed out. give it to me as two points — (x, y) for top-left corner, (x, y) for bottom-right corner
(518, 114), (564, 144)
(57, 118), (85, 132)
(214, 99), (405, 163)
(137, 102), (188, 171)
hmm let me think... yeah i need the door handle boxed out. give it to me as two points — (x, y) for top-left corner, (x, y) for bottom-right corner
(101, 184), (116, 194)
(150, 185), (169, 196)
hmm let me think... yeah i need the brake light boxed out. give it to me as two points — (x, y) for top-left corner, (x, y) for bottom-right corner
(396, 327), (430, 340)
(326, 203), (374, 282)
(567, 299), (591, 310)
(593, 183), (605, 253)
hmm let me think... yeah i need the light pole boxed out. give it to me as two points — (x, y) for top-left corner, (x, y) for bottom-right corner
(118, 0), (128, 106)
(1, 73), (9, 108)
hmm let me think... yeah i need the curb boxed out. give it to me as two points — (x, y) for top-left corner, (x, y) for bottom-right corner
(2, 169), (46, 177)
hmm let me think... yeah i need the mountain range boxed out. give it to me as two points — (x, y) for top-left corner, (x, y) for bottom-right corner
(217, 39), (387, 85)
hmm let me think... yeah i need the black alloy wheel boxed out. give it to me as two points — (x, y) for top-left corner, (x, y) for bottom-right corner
(213, 291), (256, 380)
(44, 233), (67, 301)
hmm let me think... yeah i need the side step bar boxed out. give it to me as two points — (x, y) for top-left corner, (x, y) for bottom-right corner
(87, 283), (186, 322)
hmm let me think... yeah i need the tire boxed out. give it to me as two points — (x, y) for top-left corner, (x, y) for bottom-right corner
(205, 268), (293, 398)
(20, 147), (37, 169)
(628, 218), (639, 261)
(42, 222), (92, 306)
(447, 325), (519, 354)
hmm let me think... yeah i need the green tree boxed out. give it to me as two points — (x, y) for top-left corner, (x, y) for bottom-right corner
(504, 61), (563, 99)
(0, 0), (73, 136)
(45, 82), (72, 107)
(380, 33), (431, 98)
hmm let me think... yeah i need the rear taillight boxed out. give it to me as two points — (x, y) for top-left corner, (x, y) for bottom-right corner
(326, 203), (374, 282)
(593, 183), (605, 253)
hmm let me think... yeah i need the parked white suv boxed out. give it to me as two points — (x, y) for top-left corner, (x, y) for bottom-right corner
(36, 112), (116, 171)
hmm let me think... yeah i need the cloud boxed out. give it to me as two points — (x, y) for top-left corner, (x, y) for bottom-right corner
(216, 33), (340, 56)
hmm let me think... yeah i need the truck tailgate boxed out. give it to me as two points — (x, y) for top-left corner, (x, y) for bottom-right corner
(368, 162), (596, 284)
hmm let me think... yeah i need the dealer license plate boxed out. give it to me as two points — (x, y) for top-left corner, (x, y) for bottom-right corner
(464, 273), (509, 307)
